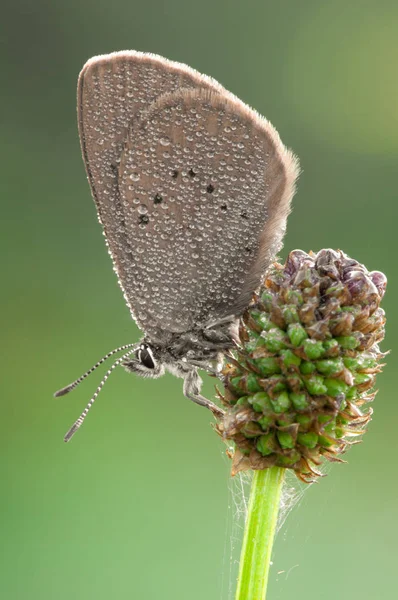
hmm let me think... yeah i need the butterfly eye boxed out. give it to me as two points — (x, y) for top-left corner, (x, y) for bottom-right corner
(138, 345), (156, 369)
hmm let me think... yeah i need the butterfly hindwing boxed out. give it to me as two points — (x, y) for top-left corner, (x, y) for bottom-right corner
(118, 87), (299, 336)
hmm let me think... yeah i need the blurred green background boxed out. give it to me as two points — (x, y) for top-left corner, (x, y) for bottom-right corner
(1, 1), (397, 598)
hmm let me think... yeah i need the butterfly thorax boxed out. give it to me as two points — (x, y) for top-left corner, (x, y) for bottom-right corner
(147, 317), (238, 361)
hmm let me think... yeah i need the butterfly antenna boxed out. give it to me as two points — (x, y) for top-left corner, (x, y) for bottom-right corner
(54, 343), (138, 397)
(63, 348), (137, 442)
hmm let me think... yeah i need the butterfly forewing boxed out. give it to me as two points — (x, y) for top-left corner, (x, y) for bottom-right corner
(78, 52), (226, 325)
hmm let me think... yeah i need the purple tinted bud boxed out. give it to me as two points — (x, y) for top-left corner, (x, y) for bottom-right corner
(344, 270), (377, 301)
(315, 249), (341, 278)
(342, 257), (360, 269)
(342, 258), (367, 279)
(316, 249), (341, 263)
(369, 271), (387, 298)
(285, 250), (310, 279)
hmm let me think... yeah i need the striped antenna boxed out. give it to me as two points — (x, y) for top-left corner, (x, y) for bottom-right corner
(63, 347), (137, 442)
(54, 343), (138, 397)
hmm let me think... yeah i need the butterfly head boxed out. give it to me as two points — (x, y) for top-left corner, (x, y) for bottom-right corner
(123, 342), (165, 378)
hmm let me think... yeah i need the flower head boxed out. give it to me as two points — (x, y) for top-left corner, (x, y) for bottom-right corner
(216, 249), (387, 483)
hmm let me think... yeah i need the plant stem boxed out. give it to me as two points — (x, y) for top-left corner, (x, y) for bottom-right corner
(235, 467), (285, 600)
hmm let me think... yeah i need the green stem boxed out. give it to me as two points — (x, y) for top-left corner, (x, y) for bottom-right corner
(235, 467), (285, 600)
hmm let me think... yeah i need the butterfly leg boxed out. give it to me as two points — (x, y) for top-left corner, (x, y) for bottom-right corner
(183, 369), (224, 418)
(186, 359), (225, 380)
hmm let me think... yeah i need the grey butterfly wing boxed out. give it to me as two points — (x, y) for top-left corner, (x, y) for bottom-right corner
(118, 86), (299, 339)
(77, 51), (226, 324)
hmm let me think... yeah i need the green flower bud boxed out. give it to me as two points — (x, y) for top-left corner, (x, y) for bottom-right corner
(253, 357), (281, 376)
(257, 433), (276, 456)
(261, 328), (288, 352)
(287, 323), (308, 347)
(302, 339), (325, 360)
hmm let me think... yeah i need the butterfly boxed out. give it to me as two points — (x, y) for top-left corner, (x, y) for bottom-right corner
(55, 51), (299, 441)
